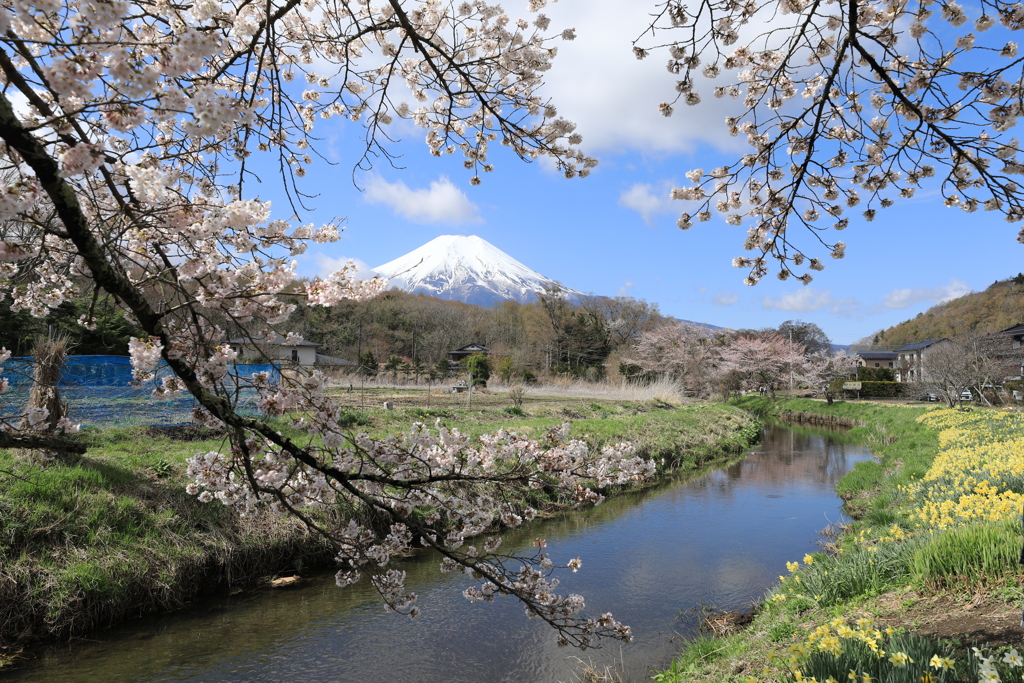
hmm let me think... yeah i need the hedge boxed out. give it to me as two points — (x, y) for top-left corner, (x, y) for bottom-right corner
(829, 379), (907, 398)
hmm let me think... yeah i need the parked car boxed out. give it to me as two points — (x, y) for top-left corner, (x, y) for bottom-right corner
(960, 390), (973, 401)
(916, 392), (939, 402)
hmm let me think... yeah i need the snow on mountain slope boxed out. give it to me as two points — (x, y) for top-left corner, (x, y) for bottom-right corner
(372, 235), (581, 306)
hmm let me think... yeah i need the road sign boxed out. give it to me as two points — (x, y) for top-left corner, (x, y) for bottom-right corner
(843, 381), (862, 390)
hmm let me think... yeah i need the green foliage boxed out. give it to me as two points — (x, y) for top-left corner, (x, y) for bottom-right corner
(503, 406), (525, 417)
(858, 365), (896, 382)
(384, 355), (404, 379)
(0, 294), (141, 356)
(337, 409), (372, 427)
(405, 407), (453, 420)
(653, 635), (742, 681)
(785, 540), (920, 607)
(461, 353), (490, 386)
(495, 356), (516, 383)
(835, 460), (884, 499)
(357, 351), (378, 376)
(911, 518), (1023, 587)
(432, 359), (452, 380)
(150, 458), (174, 478)
(767, 621), (797, 642)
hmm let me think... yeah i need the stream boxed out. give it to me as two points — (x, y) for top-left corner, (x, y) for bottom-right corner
(5, 422), (874, 683)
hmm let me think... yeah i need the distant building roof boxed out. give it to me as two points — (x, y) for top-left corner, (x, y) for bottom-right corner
(999, 323), (1024, 336)
(856, 351), (897, 360)
(451, 344), (490, 354)
(228, 337), (322, 347)
(895, 339), (948, 352)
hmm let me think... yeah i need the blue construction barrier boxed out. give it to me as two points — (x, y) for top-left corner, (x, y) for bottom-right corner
(1, 355), (279, 427)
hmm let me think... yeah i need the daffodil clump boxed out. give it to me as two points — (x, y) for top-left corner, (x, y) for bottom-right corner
(757, 615), (1001, 683)
(904, 409), (1024, 531)
(770, 554), (824, 607)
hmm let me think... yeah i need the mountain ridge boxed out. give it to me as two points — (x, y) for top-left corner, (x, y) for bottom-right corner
(872, 276), (1024, 346)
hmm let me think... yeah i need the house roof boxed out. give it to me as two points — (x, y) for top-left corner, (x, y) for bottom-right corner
(999, 323), (1024, 336)
(451, 344), (490, 354)
(895, 339), (948, 352)
(856, 351), (897, 360)
(228, 337), (322, 347)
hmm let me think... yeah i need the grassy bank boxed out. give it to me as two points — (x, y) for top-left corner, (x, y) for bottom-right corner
(653, 398), (1024, 683)
(0, 398), (758, 655)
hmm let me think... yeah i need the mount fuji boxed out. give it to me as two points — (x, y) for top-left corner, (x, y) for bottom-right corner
(372, 235), (581, 307)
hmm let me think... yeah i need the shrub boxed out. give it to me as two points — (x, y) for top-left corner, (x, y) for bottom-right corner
(337, 409), (372, 427)
(508, 386), (527, 408)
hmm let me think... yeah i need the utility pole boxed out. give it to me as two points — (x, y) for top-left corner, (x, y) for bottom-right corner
(789, 330), (794, 397)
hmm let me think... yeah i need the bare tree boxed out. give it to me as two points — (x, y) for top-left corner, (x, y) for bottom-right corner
(921, 338), (1002, 407)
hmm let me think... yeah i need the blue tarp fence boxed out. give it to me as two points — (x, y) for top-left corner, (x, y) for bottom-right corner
(1, 355), (280, 427)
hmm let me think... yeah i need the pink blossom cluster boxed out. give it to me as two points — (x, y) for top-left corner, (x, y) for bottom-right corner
(186, 417), (650, 645)
(128, 336), (163, 384)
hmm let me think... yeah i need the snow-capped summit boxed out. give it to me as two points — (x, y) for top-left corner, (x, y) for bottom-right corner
(373, 235), (580, 306)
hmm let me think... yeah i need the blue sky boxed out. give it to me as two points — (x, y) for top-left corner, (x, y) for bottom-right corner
(250, 0), (1023, 347)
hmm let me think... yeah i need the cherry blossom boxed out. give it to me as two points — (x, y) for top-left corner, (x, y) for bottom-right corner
(0, 0), (633, 647)
(637, 0), (1024, 283)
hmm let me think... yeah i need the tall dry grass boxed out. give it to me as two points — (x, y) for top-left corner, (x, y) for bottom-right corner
(499, 376), (687, 403)
(324, 373), (690, 403)
(22, 334), (70, 431)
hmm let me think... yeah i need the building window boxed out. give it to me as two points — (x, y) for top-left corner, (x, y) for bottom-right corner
(889, 362), (893, 368)
(291, 349), (299, 362)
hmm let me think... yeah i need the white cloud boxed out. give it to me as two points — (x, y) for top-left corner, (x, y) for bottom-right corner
(712, 291), (738, 306)
(882, 278), (971, 309)
(363, 174), (482, 224)
(618, 183), (672, 224)
(540, 0), (757, 154)
(312, 254), (377, 279)
(763, 289), (860, 315)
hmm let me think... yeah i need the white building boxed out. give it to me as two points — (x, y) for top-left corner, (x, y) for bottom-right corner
(228, 337), (321, 367)
(895, 339), (951, 383)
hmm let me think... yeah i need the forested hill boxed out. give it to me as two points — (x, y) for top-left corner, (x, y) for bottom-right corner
(872, 276), (1024, 346)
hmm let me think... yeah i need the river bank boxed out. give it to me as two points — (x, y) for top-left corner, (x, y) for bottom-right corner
(0, 399), (758, 659)
(1, 420), (865, 683)
(654, 398), (1024, 683)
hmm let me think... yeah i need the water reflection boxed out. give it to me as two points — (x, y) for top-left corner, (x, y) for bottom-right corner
(8, 423), (874, 683)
